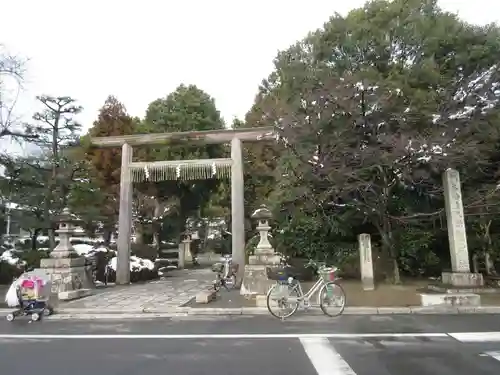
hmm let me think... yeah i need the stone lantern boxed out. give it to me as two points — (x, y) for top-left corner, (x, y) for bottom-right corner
(250, 205), (276, 261)
(51, 207), (80, 259)
(38, 208), (93, 301)
(240, 205), (280, 305)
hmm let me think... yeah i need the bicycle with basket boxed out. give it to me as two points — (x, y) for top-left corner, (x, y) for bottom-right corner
(265, 258), (346, 319)
(211, 255), (238, 292)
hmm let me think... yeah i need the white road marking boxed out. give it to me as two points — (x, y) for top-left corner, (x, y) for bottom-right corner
(448, 332), (500, 342)
(0, 333), (448, 339)
(300, 337), (357, 375)
(482, 351), (500, 362)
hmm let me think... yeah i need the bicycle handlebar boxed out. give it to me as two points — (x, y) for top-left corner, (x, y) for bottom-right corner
(305, 259), (338, 272)
(277, 257), (337, 272)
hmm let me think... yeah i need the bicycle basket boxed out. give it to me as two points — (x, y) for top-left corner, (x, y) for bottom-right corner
(211, 263), (224, 273)
(318, 267), (337, 282)
(266, 267), (291, 281)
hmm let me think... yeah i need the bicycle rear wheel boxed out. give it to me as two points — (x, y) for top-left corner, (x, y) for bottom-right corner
(319, 281), (346, 317)
(266, 282), (300, 319)
(213, 278), (221, 292)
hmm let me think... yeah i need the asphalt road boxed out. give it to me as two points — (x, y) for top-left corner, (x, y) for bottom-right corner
(1, 314), (500, 374)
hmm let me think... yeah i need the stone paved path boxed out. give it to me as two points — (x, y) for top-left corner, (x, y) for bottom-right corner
(62, 269), (214, 311)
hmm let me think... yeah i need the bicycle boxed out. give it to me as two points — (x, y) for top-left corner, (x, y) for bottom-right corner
(265, 259), (346, 319)
(212, 255), (238, 292)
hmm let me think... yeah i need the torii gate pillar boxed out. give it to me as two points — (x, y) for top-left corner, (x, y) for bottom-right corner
(231, 137), (245, 285)
(116, 143), (133, 284)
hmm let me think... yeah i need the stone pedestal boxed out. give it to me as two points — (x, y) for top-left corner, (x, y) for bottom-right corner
(420, 292), (480, 307)
(38, 257), (93, 301)
(38, 208), (94, 302)
(358, 233), (375, 291)
(442, 271), (484, 287)
(442, 169), (484, 287)
(240, 205), (280, 303)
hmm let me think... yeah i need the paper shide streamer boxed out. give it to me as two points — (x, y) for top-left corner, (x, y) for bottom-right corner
(130, 160), (232, 182)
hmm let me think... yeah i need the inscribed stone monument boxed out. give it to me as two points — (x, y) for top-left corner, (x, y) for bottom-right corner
(358, 233), (375, 291)
(442, 169), (483, 287)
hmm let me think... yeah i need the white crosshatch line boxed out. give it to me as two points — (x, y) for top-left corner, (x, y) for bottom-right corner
(300, 336), (357, 375)
(481, 351), (500, 363)
(448, 332), (500, 342)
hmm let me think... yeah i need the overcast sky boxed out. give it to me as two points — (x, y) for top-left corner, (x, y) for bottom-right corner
(1, 0), (499, 154)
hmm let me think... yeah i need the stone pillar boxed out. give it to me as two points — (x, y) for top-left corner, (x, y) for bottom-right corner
(38, 208), (93, 301)
(178, 242), (185, 269)
(442, 169), (483, 286)
(117, 143), (133, 285)
(358, 233), (375, 291)
(240, 205), (280, 306)
(183, 237), (193, 265)
(178, 234), (192, 269)
(231, 137), (245, 283)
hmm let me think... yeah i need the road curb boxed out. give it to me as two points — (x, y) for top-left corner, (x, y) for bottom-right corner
(1, 305), (500, 319)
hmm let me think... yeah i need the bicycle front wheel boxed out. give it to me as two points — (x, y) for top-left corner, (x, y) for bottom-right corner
(266, 282), (300, 319)
(226, 274), (237, 289)
(319, 281), (346, 317)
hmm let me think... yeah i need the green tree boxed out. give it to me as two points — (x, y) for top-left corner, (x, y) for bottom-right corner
(232, 114), (282, 240)
(141, 84), (227, 243)
(0, 156), (50, 249)
(254, 0), (500, 282)
(85, 96), (137, 244)
(29, 95), (83, 249)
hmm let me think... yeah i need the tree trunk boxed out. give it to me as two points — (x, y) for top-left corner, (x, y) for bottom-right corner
(482, 220), (496, 275)
(135, 224), (144, 245)
(202, 220), (209, 252)
(392, 257), (401, 284)
(31, 228), (41, 251)
(48, 228), (56, 251)
(152, 198), (161, 250)
(380, 215), (401, 284)
(102, 225), (113, 246)
(380, 181), (400, 284)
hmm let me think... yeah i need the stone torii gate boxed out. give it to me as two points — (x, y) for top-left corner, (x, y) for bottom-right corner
(91, 127), (275, 285)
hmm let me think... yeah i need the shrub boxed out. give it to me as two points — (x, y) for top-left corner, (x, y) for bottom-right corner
(104, 266), (158, 284)
(130, 244), (158, 261)
(93, 250), (116, 283)
(0, 261), (22, 284)
(19, 250), (51, 270)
